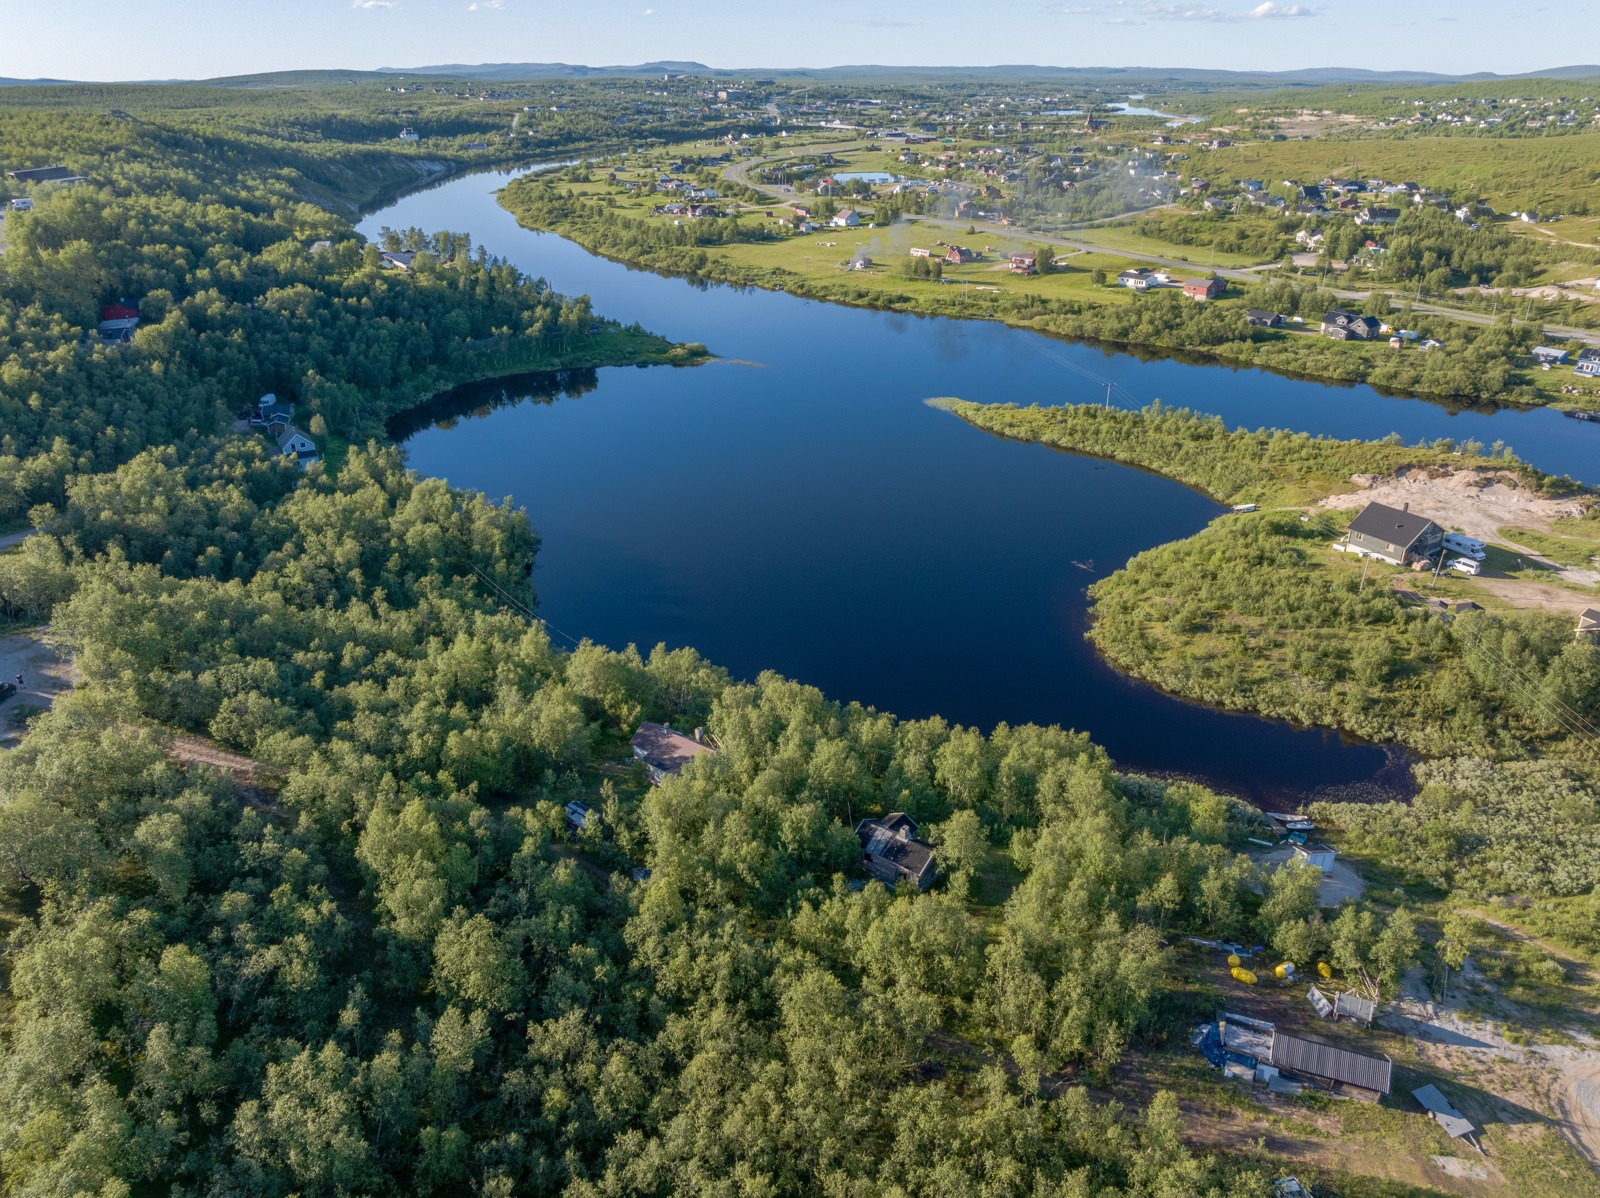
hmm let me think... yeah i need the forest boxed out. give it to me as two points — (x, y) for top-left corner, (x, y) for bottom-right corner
(0, 95), (706, 527)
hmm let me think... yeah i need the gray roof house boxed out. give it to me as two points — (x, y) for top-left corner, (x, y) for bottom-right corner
(1346, 502), (1444, 566)
(1269, 1031), (1392, 1097)
(1321, 309), (1383, 341)
(6, 165), (86, 185)
(1578, 608), (1600, 639)
(856, 813), (938, 890)
(630, 721), (714, 784)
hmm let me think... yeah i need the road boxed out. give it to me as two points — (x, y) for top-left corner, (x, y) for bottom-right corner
(717, 149), (1600, 350)
(0, 529), (36, 553)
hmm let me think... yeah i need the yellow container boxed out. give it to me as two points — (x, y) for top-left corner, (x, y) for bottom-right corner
(1317, 961), (1332, 979)
(1227, 954), (1242, 968)
(1231, 966), (1258, 985)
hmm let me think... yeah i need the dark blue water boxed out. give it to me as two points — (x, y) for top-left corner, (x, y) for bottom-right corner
(361, 169), (1600, 803)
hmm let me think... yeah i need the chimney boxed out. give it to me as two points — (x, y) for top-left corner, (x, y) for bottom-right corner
(693, 726), (703, 743)
(1403, 502), (1410, 512)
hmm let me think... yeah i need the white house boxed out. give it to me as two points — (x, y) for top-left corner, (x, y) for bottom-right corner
(275, 425), (320, 469)
(832, 208), (861, 227)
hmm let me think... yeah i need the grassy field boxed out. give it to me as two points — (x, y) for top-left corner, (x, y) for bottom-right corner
(1196, 133), (1600, 215)
(1065, 221), (1272, 269)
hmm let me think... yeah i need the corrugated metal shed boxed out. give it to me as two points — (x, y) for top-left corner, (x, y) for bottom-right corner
(1270, 1031), (1392, 1095)
(1335, 992), (1377, 1025)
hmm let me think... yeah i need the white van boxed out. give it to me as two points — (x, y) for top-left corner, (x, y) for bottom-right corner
(1443, 532), (1485, 559)
(1449, 556), (1482, 576)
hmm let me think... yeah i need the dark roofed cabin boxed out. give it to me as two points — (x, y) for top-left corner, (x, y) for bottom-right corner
(1345, 501), (1444, 566)
(855, 813), (938, 890)
(631, 721), (714, 784)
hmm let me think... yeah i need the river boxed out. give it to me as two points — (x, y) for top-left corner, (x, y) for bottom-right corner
(360, 168), (1600, 804)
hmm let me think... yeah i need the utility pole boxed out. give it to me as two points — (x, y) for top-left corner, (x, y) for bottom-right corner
(1104, 381), (1113, 409)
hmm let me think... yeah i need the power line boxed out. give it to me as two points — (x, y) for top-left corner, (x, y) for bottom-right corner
(468, 563), (586, 651)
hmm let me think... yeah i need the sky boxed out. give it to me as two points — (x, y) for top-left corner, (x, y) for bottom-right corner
(0, 0), (1592, 81)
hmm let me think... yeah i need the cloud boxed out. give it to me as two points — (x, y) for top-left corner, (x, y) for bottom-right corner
(1132, 0), (1313, 19)
(1057, 3), (1095, 11)
(352, 0), (396, 8)
(641, 6), (654, 13)
(846, 17), (919, 27)
(468, 0), (506, 8)
(1248, 1), (1313, 16)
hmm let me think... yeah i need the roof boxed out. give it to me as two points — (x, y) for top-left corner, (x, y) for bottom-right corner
(7, 165), (85, 184)
(855, 814), (937, 884)
(1333, 991), (1377, 1023)
(1579, 608), (1600, 632)
(1413, 1084), (1475, 1139)
(630, 721), (713, 776)
(1348, 501), (1439, 551)
(100, 303), (139, 322)
(275, 425), (315, 453)
(1270, 1031), (1392, 1094)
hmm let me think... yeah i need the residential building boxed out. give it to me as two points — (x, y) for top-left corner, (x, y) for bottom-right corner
(945, 245), (980, 264)
(1321, 309), (1382, 341)
(1117, 267), (1156, 290)
(855, 813), (938, 890)
(630, 721), (714, 784)
(1577, 349), (1600, 378)
(1532, 345), (1570, 365)
(1345, 501), (1444, 566)
(1578, 608), (1600, 640)
(275, 425), (320, 469)
(1355, 206), (1401, 227)
(97, 303), (140, 342)
(1008, 252), (1037, 275)
(1182, 276), (1224, 301)
(832, 208), (861, 227)
(1245, 310), (1285, 328)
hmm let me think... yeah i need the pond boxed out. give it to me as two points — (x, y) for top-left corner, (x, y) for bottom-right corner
(361, 168), (1600, 804)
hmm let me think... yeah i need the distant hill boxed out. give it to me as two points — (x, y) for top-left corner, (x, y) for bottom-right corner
(377, 62), (1600, 86)
(0, 77), (79, 86)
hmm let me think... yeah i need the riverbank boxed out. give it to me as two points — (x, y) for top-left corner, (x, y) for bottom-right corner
(939, 398), (1600, 764)
(497, 168), (1600, 414)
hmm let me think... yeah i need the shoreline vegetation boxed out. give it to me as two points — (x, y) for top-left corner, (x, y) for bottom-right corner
(496, 164), (1597, 414)
(938, 398), (1600, 765)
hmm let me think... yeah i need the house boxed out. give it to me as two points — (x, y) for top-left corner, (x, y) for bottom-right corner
(1355, 206), (1401, 227)
(1118, 267), (1156, 290)
(398, 127), (420, 142)
(1269, 1031), (1392, 1098)
(1578, 608), (1600, 640)
(1532, 345), (1570, 366)
(832, 208), (861, 227)
(1009, 252), (1037, 275)
(855, 813), (938, 890)
(1576, 349), (1600, 378)
(1246, 310), (1285, 328)
(945, 245), (980, 265)
(97, 303), (140, 342)
(630, 721), (714, 784)
(1346, 501), (1444, 566)
(1321, 309), (1382, 341)
(563, 800), (592, 833)
(380, 250), (419, 272)
(908, 247), (932, 258)
(5, 165), (86, 185)
(1182, 276), (1224, 301)
(251, 393), (296, 431)
(275, 425), (319, 469)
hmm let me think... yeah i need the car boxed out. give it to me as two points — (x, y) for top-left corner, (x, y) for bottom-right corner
(1448, 556), (1482, 576)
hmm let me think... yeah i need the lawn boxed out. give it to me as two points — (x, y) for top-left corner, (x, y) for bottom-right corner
(1066, 222), (1272, 269)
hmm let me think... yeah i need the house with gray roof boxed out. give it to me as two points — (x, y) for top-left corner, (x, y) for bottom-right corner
(855, 813), (938, 890)
(630, 721), (714, 784)
(1345, 501), (1444, 566)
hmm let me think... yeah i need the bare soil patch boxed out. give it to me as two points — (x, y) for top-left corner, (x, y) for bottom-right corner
(0, 630), (77, 747)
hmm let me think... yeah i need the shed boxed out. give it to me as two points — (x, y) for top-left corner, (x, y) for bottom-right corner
(1333, 991), (1377, 1027)
(1293, 844), (1337, 874)
(1579, 608), (1600, 640)
(1413, 1084), (1477, 1146)
(1269, 1030), (1392, 1097)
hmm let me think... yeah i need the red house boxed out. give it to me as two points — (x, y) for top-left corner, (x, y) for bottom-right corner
(1182, 276), (1225, 301)
(1009, 252), (1037, 275)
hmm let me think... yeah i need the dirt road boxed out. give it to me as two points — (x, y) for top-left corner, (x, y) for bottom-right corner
(0, 631), (75, 746)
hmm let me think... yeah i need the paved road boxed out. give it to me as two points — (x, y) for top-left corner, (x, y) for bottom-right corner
(0, 529), (36, 553)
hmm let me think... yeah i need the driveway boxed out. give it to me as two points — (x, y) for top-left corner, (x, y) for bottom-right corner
(0, 631), (75, 746)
